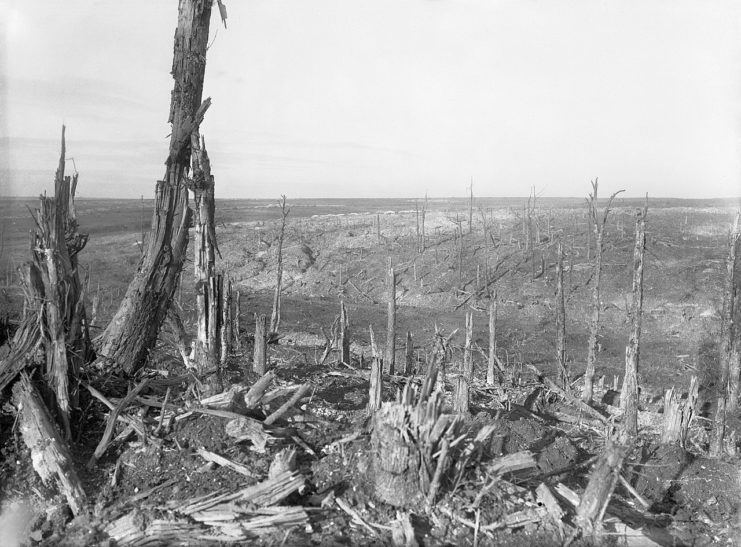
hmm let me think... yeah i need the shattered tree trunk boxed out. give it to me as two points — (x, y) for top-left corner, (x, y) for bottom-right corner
(220, 277), (232, 367)
(339, 299), (351, 365)
(97, 0), (213, 374)
(454, 312), (473, 414)
(29, 127), (90, 439)
(385, 265), (396, 375)
(487, 290), (498, 385)
(253, 313), (268, 376)
(583, 180), (623, 403)
(574, 434), (629, 536)
(662, 376), (698, 447)
(13, 374), (88, 516)
(270, 195), (290, 333)
(404, 330), (414, 376)
(190, 133), (223, 386)
(555, 242), (568, 390)
(724, 215), (740, 413)
(371, 389), (461, 509)
(368, 325), (382, 412)
(621, 205), (647, 437)
(468, 181), (473, 235)
(711, 216), (740, 456)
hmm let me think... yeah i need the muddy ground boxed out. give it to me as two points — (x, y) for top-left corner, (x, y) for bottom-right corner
(1, 196), (741, 545)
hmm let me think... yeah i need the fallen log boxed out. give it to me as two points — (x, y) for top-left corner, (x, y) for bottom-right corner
(264, 383), (311, 425)
(573, 434), (631, 537)
(12, 373), (87, 516)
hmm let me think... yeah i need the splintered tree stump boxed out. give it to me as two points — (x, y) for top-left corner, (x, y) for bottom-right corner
(371, 390), (460, 509)
(662, 376), (698, 447)
(13, 374), (87, 516)
(371, 403), (425, 507)
(453, 376), (469, 414)
(368, 355), (383, 412)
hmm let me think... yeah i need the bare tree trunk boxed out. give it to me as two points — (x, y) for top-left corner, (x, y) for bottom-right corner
(621, 204), (647, 437)
(234, 291), (241, 350)
(556, 242), (568, 390)
(339, 299), (351, 365)
(415, 200), (420, 251)
(455, 312), (474, 414)
(404, 330), (414, 375)
(487, 290), (498, 385)
(724, 215), (740, 412)
(220, 277), (232, 367)
(583, 180), (624, 403)
(711, 216), (740, 455)
(253, 313), (268, 376)
(368, 358), (383, 413)
(468, 179), (473, 235)
(420, 193), (427, 253)
(385, 265), (396, 375)
(97, 0), (213, 374)
(463, 311), (473, 382)
(270, 196), (290, 333)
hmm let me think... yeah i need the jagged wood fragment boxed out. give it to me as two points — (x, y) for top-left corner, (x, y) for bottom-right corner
(89, 379), (150, 466)
(244, 370), (275, 408)
(225, 415), (272, 452)
(536, 483), (564, 522)
(269, 447), (297, 479)
(201, 383), (250, 411)
(197, 448), (258, 477)
(486, 451), (536, 475)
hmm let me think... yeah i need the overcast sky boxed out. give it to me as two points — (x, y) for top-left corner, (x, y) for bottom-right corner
(1, 0), (740, 199)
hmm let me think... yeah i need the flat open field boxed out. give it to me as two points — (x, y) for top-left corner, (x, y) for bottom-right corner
(2, 194), (741, 545)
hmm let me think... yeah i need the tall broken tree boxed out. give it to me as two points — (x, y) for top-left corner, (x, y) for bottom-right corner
(97, 0), (214, 374)
(385, 264), (397, 375)
(555, 242), (568, 390)
(583, 180), (623, 403)
(189, 132), (223, 387)
(711, 214), (740, 456)
(270, 195), (290, 333)
(723, 214), (741, 413)
(621, 202), (647, 437)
